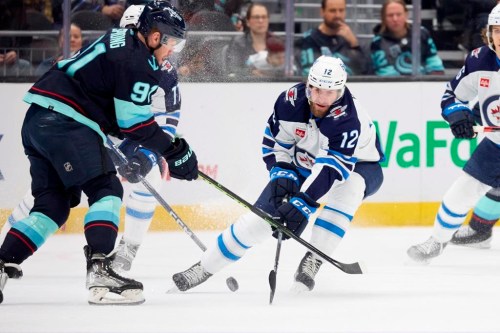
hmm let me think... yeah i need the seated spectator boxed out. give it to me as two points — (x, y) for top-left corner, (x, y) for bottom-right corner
(246, 35), (297, 77)
(226, 2), (271, 77)
(461, 0), (497, 51)
(34, 23), (83, 76)
(0, 0), (32, 76)
(71, 0), (125, 26)
(299, 0), (369, 77)
(370, 0), (445, 76)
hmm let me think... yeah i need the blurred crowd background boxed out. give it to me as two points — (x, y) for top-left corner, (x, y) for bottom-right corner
(0, 0), (496, 81)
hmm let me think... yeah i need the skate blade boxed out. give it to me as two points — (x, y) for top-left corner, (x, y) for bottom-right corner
(450, 240), (492, 249)
(290, 281), (310, 294)
(88, 287), (145, 305)
(166, 284), (182, 294)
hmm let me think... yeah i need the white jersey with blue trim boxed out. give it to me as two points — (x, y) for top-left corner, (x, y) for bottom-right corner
(151, 59), (181, 141)
(262, 82), (384, 201)
(441, 46), (500, 145)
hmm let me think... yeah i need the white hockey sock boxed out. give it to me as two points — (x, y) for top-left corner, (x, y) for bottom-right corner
(309, 204), (353, 259)
(201, 212), (272, 274)
(432, 173), (490, 243)
(122, 190), (157, 246)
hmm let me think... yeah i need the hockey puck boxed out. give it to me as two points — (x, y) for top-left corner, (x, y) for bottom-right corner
(226, 277), (239, 292)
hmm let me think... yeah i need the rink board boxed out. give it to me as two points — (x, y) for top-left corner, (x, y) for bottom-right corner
(0, 81), (479, 231)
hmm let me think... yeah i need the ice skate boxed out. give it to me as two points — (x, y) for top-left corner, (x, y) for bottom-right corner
(292, 251), (323, 292)
(0, 259), (23, 304)
(172, 262), (212, 292)
(84, 246), (144, 305)
(450, 225), (492, 249)
(407, 237), (447, 264)
(111, 237), (140, 272)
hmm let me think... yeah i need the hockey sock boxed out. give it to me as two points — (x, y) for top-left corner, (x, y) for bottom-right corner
(201, 212), (271, 274)
(469, 193), (500, 233)
(0, 212), (58, 264)
(122, 189), (157, 245)
(84, 195), (120, 255)
(310, 204), (353, 258)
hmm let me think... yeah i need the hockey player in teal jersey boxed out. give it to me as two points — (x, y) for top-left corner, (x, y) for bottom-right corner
(0, 1), (197, 305)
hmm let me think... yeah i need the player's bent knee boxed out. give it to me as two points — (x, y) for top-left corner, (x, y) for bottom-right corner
(82, 174), (123, 206)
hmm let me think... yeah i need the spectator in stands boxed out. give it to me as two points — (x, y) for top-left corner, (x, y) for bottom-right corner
(34, 23), (83, 76)
(247, 35), (297, 77)
(24, 0), (54, 23)
(70, 0), (125, 26)
(226, 2), (271, 77)
(0, 0), (33, 76)
(370, 0), (445, 76)
(299, 0), (369, 77)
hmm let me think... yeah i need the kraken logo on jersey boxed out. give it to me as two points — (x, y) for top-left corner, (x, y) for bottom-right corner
(285, 87), (297, 106)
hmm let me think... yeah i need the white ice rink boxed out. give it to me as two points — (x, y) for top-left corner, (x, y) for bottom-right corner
(1, 227), (500, 333)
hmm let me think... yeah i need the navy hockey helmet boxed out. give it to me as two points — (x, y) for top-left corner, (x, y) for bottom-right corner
(137, 0), (186, 52)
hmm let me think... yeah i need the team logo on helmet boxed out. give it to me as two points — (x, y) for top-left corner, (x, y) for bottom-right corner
(285, 87), (297, 106)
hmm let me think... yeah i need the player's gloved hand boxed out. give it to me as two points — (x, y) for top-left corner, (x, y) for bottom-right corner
(274, 192), (319, 240)
(269, 162), (300, 209)
(117, 147), (157, 183)
(444, 106), (475, 139)
(164, 138), (198, 180)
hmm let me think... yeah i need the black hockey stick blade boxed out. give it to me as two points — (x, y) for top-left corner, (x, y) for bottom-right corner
(0, 289), (3, 304)
(198, 171), (363, 275)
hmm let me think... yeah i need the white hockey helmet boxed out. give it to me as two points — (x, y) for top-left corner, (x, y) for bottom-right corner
(307, 56), (347, 102)
(487, 4), (500, 50)
(120, 5), (145, 28)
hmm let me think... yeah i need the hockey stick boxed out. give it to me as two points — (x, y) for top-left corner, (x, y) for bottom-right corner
(473, 125), (500, 133)
(105, 138), (239, 291)
(198, 171), (363, 275)
(268, 230), (282, 305)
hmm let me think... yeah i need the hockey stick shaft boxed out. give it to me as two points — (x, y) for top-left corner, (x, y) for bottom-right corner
(268, 231), (282, 305)
(198, 171), (363, 274)
(105, 138), (207, 250)
(473, 126), (500, 133)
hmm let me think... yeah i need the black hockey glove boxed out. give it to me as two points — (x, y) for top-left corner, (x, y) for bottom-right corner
(164, 138), (198, 181)
(117, 147), (157, 183)
(269, 162), (300, 209)
(445, 108), (475, 139)
(274, 192), (319, 240)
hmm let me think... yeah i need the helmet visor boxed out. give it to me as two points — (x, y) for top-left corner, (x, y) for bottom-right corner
(306, 85), (342, 106)
(160, 34), (186, 53)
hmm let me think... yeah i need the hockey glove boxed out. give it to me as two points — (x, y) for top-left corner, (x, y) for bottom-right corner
(444, 106), (475, 139)
(117, 147), (157, 183)
(269, 162), (300, 209)
(164, 138), (198, 181)
(274, 192), (319, 240)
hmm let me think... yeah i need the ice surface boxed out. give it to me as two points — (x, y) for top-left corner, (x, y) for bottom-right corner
(1, 227), (500, 333)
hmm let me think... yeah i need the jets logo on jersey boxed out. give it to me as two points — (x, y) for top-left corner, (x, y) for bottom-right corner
(295, 128), (306, 138)
(480, 77), (490, 87)
(327, 105), (347, 119)
(491, 105), (500, 123)
(285, 87), (297, 106)
(471, 47), (481, 58)
(296, 152), (314, 169)
(161, 60), (174, 72)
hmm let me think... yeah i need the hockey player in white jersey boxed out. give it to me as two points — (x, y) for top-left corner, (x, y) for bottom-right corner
(172, 55), (384, 292)
(407, 4), (500, 263)
(0, 5), (191, 274)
